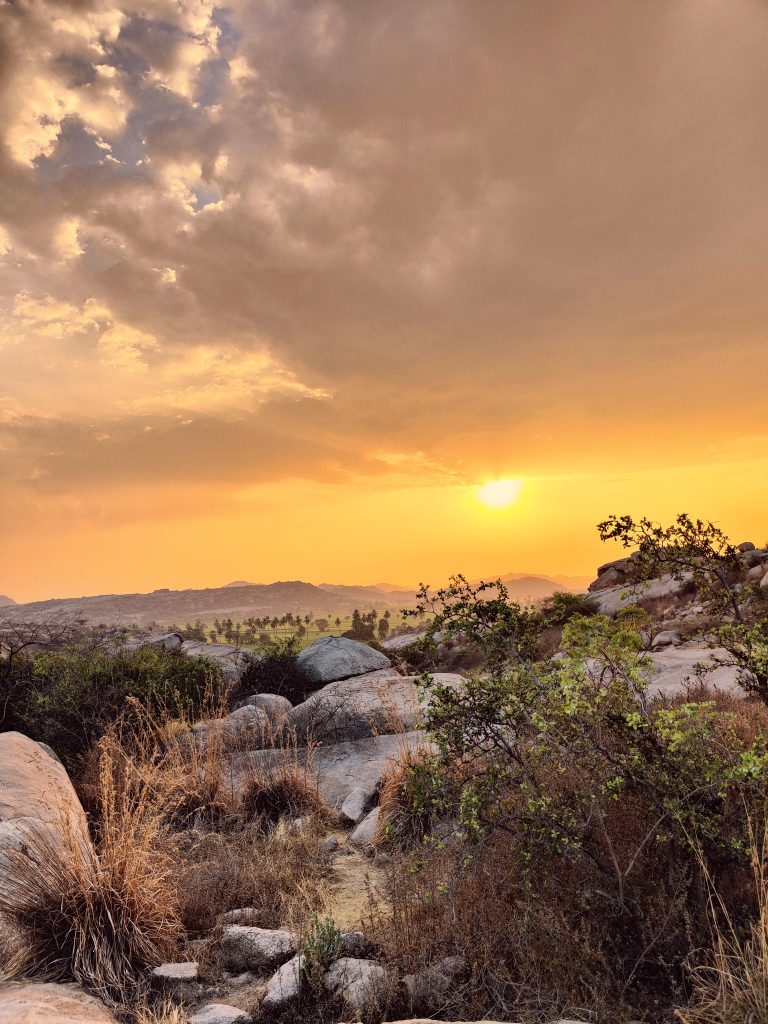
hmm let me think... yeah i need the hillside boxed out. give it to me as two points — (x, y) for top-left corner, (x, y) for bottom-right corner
(0, 595), (15, 607)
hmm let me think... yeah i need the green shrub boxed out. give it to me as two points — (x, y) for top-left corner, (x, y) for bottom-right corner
(237, 636), (315, 705)
(302, 914), (342, 990)
(0, 644), (223, 768)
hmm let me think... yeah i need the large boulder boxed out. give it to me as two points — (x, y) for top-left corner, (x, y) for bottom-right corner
(296, 637), (391, 684)
(323, 957), (389, 1014)
(124, 631), (184, 653)
(0, 732), (90, 864)
(181, 641), (251, 681)
(289, 673), (464, 742)
(591, 573), (695, 617)
(220, 925), (298, 972)
(349, 807), (381, 847)
(231, 731), (433, 809)
(0, 982), (116, 1023)
(261, 953), (304, 1012)
(644, 645), (742, 699)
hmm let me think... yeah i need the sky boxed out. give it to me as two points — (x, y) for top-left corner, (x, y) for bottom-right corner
(1, 0), (768, 603)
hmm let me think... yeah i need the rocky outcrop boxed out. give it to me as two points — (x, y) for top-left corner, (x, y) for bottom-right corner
(590, 573), (695, 617)
(297, 636), (392, 683)
(644, 645), (741, 699)
(0, 982), (117, 1023)
(289, 673), (464, 742)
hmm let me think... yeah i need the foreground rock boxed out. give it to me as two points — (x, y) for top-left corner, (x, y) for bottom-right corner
(350, 807), (381, 847)
(151, 961), (202, 1001)
(188, 1005), (251, 1024)
(232, 731), (433, 808)
(220, 925), (298, 972)
(0, 982), (116, 1023)
(181, 640), (252, 682)
(644, 645), (742, 699)
(290, 673), (464, 742)
(323, 957), (389, 1014)
(297, 636), (392, 683)
(261, 953), (305, 1012)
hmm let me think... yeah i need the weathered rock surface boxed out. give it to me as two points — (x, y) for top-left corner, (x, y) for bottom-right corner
(220, 925), (298, 972)
(0, 732), (90, 867)
(591, 574), (694, 617)
(151, 961), (202, 1001)
(382, 631), (429, 652)
(289, 673), (464, 742)
(232, 731), (432, 808)
(350, 806), (381, 847)
(650, 630), (682, 650)
(341, 786), (376, 825)
(323, 957), (389, 1013)
(188, 1004), (252, 1024)
(644, 646), (741, 699)
(181, 640), (252, 681)
(241, 693), (292, 721)
(0, 982), (116, 1023)
(124, 631), (184, 653)
(261, 953), (304, 1011)
(297, 636), (392, 683)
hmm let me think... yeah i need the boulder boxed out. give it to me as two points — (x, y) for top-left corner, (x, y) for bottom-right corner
(588, 565), (627, 592)
(261, 953), (304, 1012)
(0, 982), (116, 1023)
(289, 673), (464, 742)
(591, 574), (694, 617)
(188, 1005), (251, 1024)
(241, 693), (293, 721)
(340, 931), (368, 957)
(644, 646), (742, 699)
(181, 641), (251, 681)
(297, 636), (391, 684)
(382, 631), (429, 652)
(220, 925), (298, 972)
(761, 571), (768, 590)
(124, 631), (183, 653)
(341, 786), (377, 825)
(650, 630), (682, 650)
(738, 541), (756, 552)
(746, 564), (765, 582)
(219, 907), (261, 926)
(323, 957), (389, 1013)
(232, 732), (433, 809)
(151, 961), (202, 1001)
(0, 733), (91, 876)
(192, 705), (270, 751)
(350, 807), (381, 847)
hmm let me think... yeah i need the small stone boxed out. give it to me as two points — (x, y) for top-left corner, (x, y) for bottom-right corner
(150, 962), (201, 1001)
(340, 786), (376, 825)
(220, 925), (298, 972)
(323, 957), (389, 1013)
(321, 835), (339, 853)
(651, 630), (682, 650)
(349, 806), (380, 847)
(188, 1005), (251, 1024)
(261, 953), (305, 1011)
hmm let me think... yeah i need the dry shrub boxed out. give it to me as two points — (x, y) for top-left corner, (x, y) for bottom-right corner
(377, 749), (450, 847)
(677, 815), (768, 1024)
(135, 1001), (188, 1024)
(0, 740), (183, 1011)
(239, 756), (329, 826)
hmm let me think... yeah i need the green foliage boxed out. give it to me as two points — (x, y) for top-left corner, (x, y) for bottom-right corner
(342, 608), (376, 643)
(302, 914), (342, 990)
(405, 574), (540, 674)
(237, 635), (315, 705)
(598, 513), (745, 621)
(539, 589), (598, 627)
(0, 644), (222, 767)
(716, 619), (768, 705)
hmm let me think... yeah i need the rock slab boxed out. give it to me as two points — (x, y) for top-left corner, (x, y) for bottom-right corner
(0, 982), (116, 1023)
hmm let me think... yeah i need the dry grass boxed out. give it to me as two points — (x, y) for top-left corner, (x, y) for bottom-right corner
(134, 1001), (188, 1024)
(677, 815), (768, 1024)
(0, 740), (183, 1011)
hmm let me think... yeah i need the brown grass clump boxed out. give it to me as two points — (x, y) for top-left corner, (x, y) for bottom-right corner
(677, 815), (768, 1024)
(239, 759), (329, 826)
(0, 741), (183, 1011)
(377, 749), (446, 847)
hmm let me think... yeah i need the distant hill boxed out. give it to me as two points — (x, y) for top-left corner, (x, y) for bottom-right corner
(0, 595), (15, 607)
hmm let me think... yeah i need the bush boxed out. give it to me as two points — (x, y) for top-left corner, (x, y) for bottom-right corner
(236, 636), (315, 705)
(0, 644), (223, 768)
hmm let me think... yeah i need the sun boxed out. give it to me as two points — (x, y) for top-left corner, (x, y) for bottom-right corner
(477, 478), (522, 509)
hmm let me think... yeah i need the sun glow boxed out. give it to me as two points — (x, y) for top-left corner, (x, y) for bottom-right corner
(476, 478), (522, 509)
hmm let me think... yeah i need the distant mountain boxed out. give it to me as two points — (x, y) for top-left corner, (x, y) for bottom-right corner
(493, 571), (592, 593)
(0, 595), (15, 607)
(3, 581), (418, 628)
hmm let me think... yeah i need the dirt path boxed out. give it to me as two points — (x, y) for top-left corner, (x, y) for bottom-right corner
(321, 829), (389, 932)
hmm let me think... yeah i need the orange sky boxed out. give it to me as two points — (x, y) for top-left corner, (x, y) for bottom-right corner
(1, 0), (768, 603)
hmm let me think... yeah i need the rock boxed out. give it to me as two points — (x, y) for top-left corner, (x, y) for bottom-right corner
(0, 982), (117, 1023)
(151, 962), (201, 1001)
(232, 731), (433, 809)
(124, 631), (184, 653)
(746, 564), (765, 582)
(350, 807), (381, 847)
(181, 641), (251, 681)
(290, 673), (464, 742)
(192, 705), (270, 751)
(220, 925), (298, 972)
(188, 1005), (252, 1024)
(261, 953), (305, 1011)
(588, 565), (627, 591)
(321, 835), (339, 853)
(323, 957), (389, 1013)
(761, 571), (768, 590)
(241, 693), (293, 721)
(297, 636), (392, 684)
(0, 732), (91, 871)
(382, 631), (429, 652)
(341, 786), (377, 825)
(650, 630), (682, 650)
(644, 646), (742, 699)
(591, 573), (694, 617)
(738, 541), (756, 552)
(403, 955), (467, 1010)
